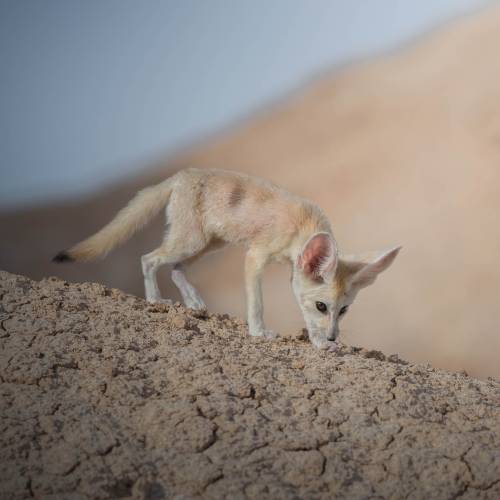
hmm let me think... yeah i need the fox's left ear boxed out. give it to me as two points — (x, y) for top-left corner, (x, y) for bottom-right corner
(350, 246), (402, 289)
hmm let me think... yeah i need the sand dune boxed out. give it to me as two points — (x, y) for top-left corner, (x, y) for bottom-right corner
(2, 5), (500, 377)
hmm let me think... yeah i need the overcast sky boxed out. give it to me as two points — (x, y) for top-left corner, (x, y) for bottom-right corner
(0, 0), (489, 208)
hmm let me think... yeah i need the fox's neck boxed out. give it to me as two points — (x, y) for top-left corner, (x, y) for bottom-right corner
(276, 200), (334, 265)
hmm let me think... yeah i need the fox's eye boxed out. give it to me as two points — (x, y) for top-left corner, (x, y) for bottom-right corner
(339, 306), (348, 316)
(316, 301), (327, 313)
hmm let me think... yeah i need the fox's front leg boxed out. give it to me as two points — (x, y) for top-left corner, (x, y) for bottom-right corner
(244, 250), (277, 340)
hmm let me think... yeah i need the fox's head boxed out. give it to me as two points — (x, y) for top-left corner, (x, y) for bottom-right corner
(291, 232), (401, 349)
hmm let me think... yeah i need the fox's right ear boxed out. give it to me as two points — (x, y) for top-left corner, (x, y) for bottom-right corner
(349, 246), (402, 289)
(297, 232), (338, 281)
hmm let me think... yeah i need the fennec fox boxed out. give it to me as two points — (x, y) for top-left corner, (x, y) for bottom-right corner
(54, 168), (400, 350)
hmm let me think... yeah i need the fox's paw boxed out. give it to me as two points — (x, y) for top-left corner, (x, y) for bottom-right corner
(184, 297), (207, 311)
(262, 329), (278, 340)
(249, 329), (279, 341)
(156, 298), (174, 306)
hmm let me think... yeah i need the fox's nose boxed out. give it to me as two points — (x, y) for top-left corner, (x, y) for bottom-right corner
(327, 326), (339, 341)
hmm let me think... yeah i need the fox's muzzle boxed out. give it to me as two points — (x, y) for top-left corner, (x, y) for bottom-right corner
(327, 324), (339, 341)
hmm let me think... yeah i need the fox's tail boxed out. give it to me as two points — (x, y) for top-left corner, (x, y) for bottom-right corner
(53, 176), (175, 263)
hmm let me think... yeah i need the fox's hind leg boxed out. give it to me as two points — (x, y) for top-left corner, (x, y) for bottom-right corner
(141, 168), (221, 309)
(141, 247), (174, 304)
(171, 238), (226, 310)
(171, 264), (205, 310)
(141, 224), (212, 308)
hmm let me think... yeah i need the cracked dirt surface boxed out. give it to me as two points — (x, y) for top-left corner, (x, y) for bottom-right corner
(1, 270), (499, 499)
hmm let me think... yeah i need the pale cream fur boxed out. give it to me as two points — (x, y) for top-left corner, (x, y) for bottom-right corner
(58, 168), (401, 349)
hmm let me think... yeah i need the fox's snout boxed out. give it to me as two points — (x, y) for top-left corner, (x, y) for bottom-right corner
(326, 324), (339, 342)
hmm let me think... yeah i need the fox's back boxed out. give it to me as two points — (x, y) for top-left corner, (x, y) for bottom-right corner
(173, 168), (331, 251)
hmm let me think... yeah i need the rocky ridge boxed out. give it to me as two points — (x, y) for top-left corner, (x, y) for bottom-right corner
(1, 270), (499, 499)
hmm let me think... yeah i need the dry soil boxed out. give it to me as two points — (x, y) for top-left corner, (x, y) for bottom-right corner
(1, 270), (499, 499)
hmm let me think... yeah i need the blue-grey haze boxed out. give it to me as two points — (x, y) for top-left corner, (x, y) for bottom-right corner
(0, 0), (488, 208)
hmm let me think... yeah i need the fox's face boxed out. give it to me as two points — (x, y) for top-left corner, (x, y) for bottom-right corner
(292, 232), (401, 349)
(292, 275), (352, 346)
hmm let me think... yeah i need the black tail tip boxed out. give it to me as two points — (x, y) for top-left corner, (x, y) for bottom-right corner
(52, 251), (73, 263)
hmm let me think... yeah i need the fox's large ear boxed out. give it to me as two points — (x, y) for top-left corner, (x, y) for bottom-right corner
(298, 232), (338, 281)
(350, 246), (401, 289)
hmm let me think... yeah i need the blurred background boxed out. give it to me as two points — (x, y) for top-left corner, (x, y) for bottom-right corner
(1, 0), (499, 379)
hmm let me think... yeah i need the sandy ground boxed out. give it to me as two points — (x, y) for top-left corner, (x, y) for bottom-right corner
(1, 269), (499, 499)
(3, 6), (500, 379)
